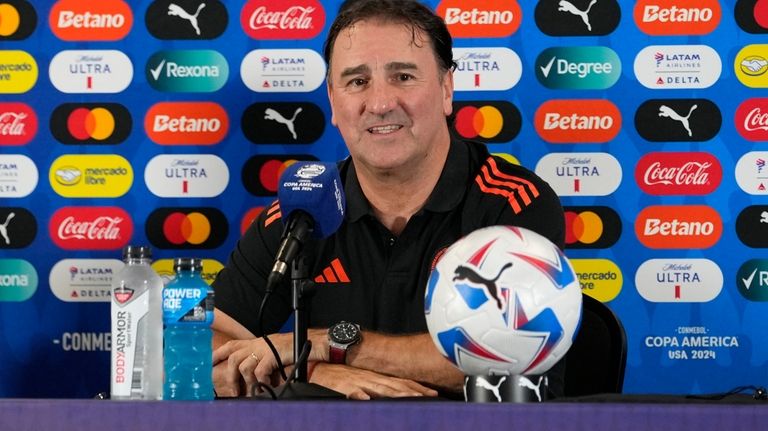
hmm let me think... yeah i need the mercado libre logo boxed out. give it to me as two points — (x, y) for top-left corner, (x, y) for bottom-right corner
(241, 0), (325, 40)
(146, 50), (228, 92)
(49, 0), (133, 41)
(0, 102), (38, 146)
(146, 207), (228, 249)
(535, 46), (621, 90)
(736, 206), (768, 248)
(49, 206), (133, 250)
(0, 50), (37, 93)
(736, 259), (768, 301)
(241, 154), (318, 196)
(50, 103), (131, 145)
(146, 0), (228, 40)
(534, 99), (621, 144)
(145, 101), (229, 146)
(0, 0), (37, 40)
(634, 98), (721, 142)
(48, 50), (132, 93)
(240, 48), (325, 93)
(0, 207), (36, 249)
(635, 259), (723, 303)
(635, 205), (722, 249)
(634, 45), (721, 89)
(0, 259), (37, 302)
(436, 0), (522, 38)
(534, 0), (620, 36)
(735, 45), (768, 88)
(451, 101), (521, 143)
(634, 0), (721, 36)
(735, 0), (768, 33)
(49, 154), (133, 198)
(241, 102), (324, 144)
(563, 206), (621, 249)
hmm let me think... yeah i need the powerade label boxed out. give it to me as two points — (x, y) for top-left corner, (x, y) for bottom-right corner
(162, 285), (213, 325)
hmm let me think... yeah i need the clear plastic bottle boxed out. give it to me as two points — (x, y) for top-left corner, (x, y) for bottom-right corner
(163, 257), (214, 400)
(110, 245), (163, 400)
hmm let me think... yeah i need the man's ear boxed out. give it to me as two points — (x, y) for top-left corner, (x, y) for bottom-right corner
(327, 79), (338, 126)
(442, 69), (454, 117)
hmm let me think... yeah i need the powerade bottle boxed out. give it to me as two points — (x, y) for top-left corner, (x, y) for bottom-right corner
(110, 245), (163, 400)
(162, 257), (215, 400)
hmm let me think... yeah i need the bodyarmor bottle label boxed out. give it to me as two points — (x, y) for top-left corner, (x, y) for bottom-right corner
(110, 284), (149, 398)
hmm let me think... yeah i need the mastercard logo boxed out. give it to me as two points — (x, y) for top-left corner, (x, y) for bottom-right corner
(451, 101), (520, 143)
(241, 155), (318, 196)
(0, 0), (36, 40)
(563, 206), (621, 249)
(146, 207), (228, 249)
(735, 0), (768, 34)
(50, 103), (131, 145)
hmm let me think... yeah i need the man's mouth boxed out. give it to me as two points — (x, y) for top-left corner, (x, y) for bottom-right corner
(367, 125), (402, 134)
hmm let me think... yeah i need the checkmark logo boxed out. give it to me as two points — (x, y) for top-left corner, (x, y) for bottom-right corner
(540, 57), (556, 78)
(742, 268), (757, 290)
(149, 59), (166, 81)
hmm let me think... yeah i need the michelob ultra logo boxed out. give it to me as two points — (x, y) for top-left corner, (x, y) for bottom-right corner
(634, 45), (721, 89)
(735, 45), (768, 88)
(0, 50), (37, 93)
(147, 50), (228, 92)
(152, 258), (224, 285)
(534, 99), (621, 143)
(735, 151), (768, 195)
(570, 258), (623, 302)
(436, 0), (522, 38)
(635, 205), (722, 249)
(0, 102), (37, 145)
(240, 49), (325, 93)
(49, 258), (123, 302)
(635, 151), (722, 195)
(736, 259), (768, 301)
(453, 47), (522, 91)
(451, 101), (521, 143)
(634, 0), (721, 35)
(144, 154), (229, 198)
(736, 98), (768, 141)
(145, 102), (228, 145)
(535, 46), (621, 89)
(49, 50), (132, 93)
(535, 152), (622, 196)
(635, 259), (723, 302)
(241, 0), (325, 40)
(50, 103), (131, 145)
(0, 154), (38, 197)
(0, 259), (37, 302)
(0, 0), (37, 40)
(49, 154), (133, 198)
(145, 207), (228, 249)
(49, 0), (133, 41)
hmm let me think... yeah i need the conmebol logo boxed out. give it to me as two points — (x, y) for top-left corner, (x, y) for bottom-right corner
(436, 0), (521, 38)
(0, 102), (37, 145)
(635, 152), (721, 195)
(241, 0), (324, 40)
(49, 206), (133, 250)
(736, 98), (768, 141)
(635, 205), (722, 249)
(145, 102), (228, 145)
(634, 0), (721, 35)
(534, 99), (621, 143)
(49, 0), (133, 41)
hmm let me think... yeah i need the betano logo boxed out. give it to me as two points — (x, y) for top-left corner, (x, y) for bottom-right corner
(635, 259), (723, 302)
(0, 258), (37, 302)
(0, 50), (37, 93)
(451, 101), (521, 143)
(0, 102), (37, 145)
(50, 103), (131, 145)
(0, 154), (38, 197)
(49, 50), (132, 93)
(49, 206), (132, 250)
(634, 45), (721, 89)
(570, 258), (622, 303)
(735, 151), (768, 195)
(735, 0), (768, 34)
(146, 50), (228, 92)
(240, 48), (325, 93)
(146, 0), (228, 40)
(241, 0), (324, 40)
(736, 259), (768, 301)
(241, 155), (318, 196)
(635, 205), (722, 249)
(49, 258), (123, 302)
(736, 205), (768, 248)
(145, 102), (228, 145)
(436, 0), (521, 38)
(146, 207), (228, 249)
(735, 45), (768, 88)
(49, 154), (132, 197)
(0, 0), (37, 40)
(564, 206), (621, 249)
(635, 152), (722, 195)
(535, 152), (622, 196)
(534, 0), (620, 36)
(144, 154), (229, 198)
(49, 0), (132, 41)
(634, 0), (720, 35)
(736, 98), (768, 141)
(534, 99), (621, 143)
(453, 47), (522, 91)
(535, 46), (621, 89)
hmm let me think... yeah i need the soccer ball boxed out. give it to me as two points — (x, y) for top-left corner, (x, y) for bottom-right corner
(424, 225), (582, 376)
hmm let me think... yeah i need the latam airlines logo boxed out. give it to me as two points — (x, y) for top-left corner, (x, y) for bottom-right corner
(241, 0), (324, 40)
(242, 155), (318, 196)
(735, 45), (768, 88)
(0, 0), (37, 40)
(50, 103), (131, 145)
(634, 99), (721, 142)
(144, 154), (229, 198)
(735, 151), (768, 195)
(49, 206), (133, 250)
(635, 152), (722, 195)
(635, 259), (722, 302)
(736, 206), (768, 248)
(146, 207), (228, 249)
(0, 154), (37, 197)
(146, 0), (228, 40)
(49, 154), (133, 198)
(736, 98), (768, 141)
(0, 259), (37, 302)
(145, 102), (228, 145)
(242, 102), (324, 144)
(535, 0), (621, 36)
(49, 259), (123, 302)
(635, 205), (722, 249)
(436, 0), (521, 38)
(453, 47), (521, 91)
(49, 0), (133, 41)
(634, 45), (721, 89)
(451, 101), (521, 143)
(0, 50), (37, 93)
(563, 206), (621, 249)
(634, 0), (721, 35)
(736, 259), (768, 301)
(735, 0), (768, 34)
(49, 50), (132, 93)
(535, 47), (621, 90)
(0, 103), (37, 145)
(534, 99), (621, 143)
(536, 152), (622, 196)
(240, 49), (325, 92)
(147, 50), (228, 92)
(0, 207), (36, 249)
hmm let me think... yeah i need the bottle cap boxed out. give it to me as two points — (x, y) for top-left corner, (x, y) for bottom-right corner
(123, 245), (152, 260)
(174, 257), (203, 273)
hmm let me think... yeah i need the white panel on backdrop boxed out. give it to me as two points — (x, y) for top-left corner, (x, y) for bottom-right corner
(144, 154), (229, 198)
(452, 47), (521, 91)
(240, 48), (326, 92)
(48, 50), (133, 93)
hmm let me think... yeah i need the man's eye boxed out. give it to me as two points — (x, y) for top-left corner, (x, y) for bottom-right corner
(348, 78), (367, 87)
(396, 74), (413, 81)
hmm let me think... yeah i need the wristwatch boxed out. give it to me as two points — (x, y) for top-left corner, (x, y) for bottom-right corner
(328, 321), (361, 364)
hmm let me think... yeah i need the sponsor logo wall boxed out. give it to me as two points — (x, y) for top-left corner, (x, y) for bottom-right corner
(0, 0), (765, 397)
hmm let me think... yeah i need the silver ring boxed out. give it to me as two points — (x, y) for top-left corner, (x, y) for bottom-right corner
(250, 352), (259, 361)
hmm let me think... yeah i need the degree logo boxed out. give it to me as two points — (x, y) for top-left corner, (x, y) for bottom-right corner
(49, 50), (132, 93)
(241, 0), (325, 40)
(736, 259), (768, 301)
(635, 205), (722, 249)
(634, 98), (721, 142)
(535, 0), (620, 36)
(0, 102), (38, 146)
(50, 103), (131, 145)
(736, 205), (768, 248)
(49, 0), (133, 41)
(635, 259), (723, 303)
(736, 98), (768, 141)
(570, 258), (623, 303)
(145, 207), (228, 249)
(735, 0), (768, 33)
(534, 99), (621, 143)
(240, 49), (325, 93)
(634, 45), (721, 89)
(0, 154), (38, 197)
(563, 206), (621, 249)
(635, 152), (722, 195)
(242, 155), (318, 196)
(49, 258), (123, 303)
(241, 102), (324, 144)
(634, 0), (721, 35)
(453, 47), (521, 91)
(535, 46), (621, 90)
(0, 50), (37, 93)
(0, 207), (36, 249)
(144, 154), (229, 198)
(146, 0), (228, 40)
(436, 0), (522, 38)
(451, 101), (521, 143)
(145, 102), (228, 145)
(535, 152), (622, 196)
(735, 45), (768, 88)
(49, 206), (133, 250)
(735, 151), (768, 195)
(0, 259), (37, 302)
(147, 50), (228, 92)
(0, 0), (37, 40)
(49, 154), (133, 198)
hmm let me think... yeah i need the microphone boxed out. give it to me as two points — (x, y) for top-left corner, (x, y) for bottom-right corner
(266, 162), (346, 291)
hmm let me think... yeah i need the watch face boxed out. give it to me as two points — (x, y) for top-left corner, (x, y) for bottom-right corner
(330, 322), (359, 344)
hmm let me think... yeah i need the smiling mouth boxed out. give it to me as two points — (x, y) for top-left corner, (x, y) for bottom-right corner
(367, 125), (402, 134)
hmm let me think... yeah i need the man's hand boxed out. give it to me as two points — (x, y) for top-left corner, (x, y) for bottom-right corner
(212, 334), (293, 397)
(309, 363), (438, 400)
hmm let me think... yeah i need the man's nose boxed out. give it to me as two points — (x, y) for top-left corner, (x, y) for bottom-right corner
(365, 81), (397, 114)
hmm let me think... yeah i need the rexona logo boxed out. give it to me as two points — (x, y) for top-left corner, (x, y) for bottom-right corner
(145, 102), (228, 145)
(735, 151), (768, 195)
(535, 46), (620, 89)
(0, 102), (37, 145)
(735, 45), (768, 88)
(563, 206), (621, 249)
(242, 102), (324, 144)
(240, 49), (325, 93)
(0, 50), (37, 93)
(49, 0), (132, 41)
(49, 154), (133, 198)
(0, 207), (36, 249)
(153, 258), (223, 285)
(534, 99), (620, 143)
(736, 205), (768, 248)
(242, 155), (318, 196)
(634, 98), (721, 142)
(0, 258), (37, 302)
(570, 258), (622, 302)
(0, 154), (37, 197)
(535, 152), (622, 196)
(451, 101), (521, 143)
(49, 258), (123, 302)
(50, 103), (131, 145)
(634, 0), (721, 35)
(145, 207), (228, 249)
(436, 0), (521, 38)
(736, 259), (768, 301)
(49, 206), (133, 250)
(634, 45), (721, 89)
(635, 205), (722, 249)
(146, 0), (228, 40)
(144, 154), (229, 198)
(635, 152), (722, 195)
(147, 50), (228, 92)
(49, 50), (132, 93)
(241, 0), (324, 40)
(453, 47), (521, 91)
(535, 0), (620, 36)
(735, 0), (768, 34)
(0, 0), (37, 40)
(736, 98), (768, 141)
(635, 259), (723, 302)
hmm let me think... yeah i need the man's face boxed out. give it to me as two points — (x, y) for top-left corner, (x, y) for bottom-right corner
(327, 19), (453, 175)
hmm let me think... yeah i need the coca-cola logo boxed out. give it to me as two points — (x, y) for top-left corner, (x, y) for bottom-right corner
(241, 0), (325, 40)
(635, 152), (721, 195)
(49, 206), (133, 250)
(736, 98), (768, 141)
(0, 103), (37, 146)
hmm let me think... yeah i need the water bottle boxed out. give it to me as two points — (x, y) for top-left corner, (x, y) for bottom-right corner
(110, 245), (163, 400)
(163, 257), (215, 400)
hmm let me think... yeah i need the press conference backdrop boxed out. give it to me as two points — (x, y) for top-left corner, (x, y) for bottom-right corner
(0, 0), (766, 397)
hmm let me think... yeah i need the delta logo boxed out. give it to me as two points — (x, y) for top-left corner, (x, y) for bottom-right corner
(436, 0), (521, 38)
(49, 0), (132, 41)
(634, 98), (721, 142)
(240, 49), (325, 93)
(49, 258), (123, 302)
(634, 0), (721, 35)
(635, 152), (721, 195)
(48, 50), (132, 93)
(50, 103), (131, 145)
(145, 207), (228, 249)
(144, 154), (229, 198)
(635, 259), (723, 302)
(0, 0), (37, 40)
(634, 45), (721, 89)
(49, 206), (133, 250)
(49, 154), (133, 198)
(570, 258), (623, 303)
(534, 99), (621, 143)
(736, 205), (768, 248)
(736, 259), (768, 301)
(451, 101), (521, 143)
(535, 152), (622, 196)
(735, 45), (768, 88)
(563, 206), (621, 249)
(735, 151), (768, 195)
(0, 154), (38, 198)
(452, 47), (522, 91)
(534, 0), (621, 36)
(0, 102), (37, 146)
(241, 0), (324, 40)
(735, 0), (768, 34)
(535, 46), (621, 90)
(145, 0), (228, 40)
(241, 155), (318, 196)
(0, 50), (37, 93)
(241, 102), (325, 144)
(736, 98), (768, 141)
(145, 102), (228, 145)
(146, 50), (228, 92)
(635, 205), (722, 249)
